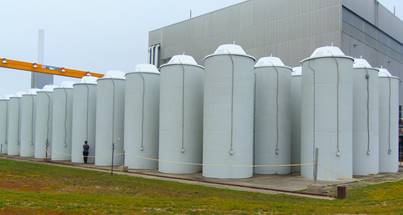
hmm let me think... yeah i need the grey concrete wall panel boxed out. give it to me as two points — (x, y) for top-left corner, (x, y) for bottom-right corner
(150, 0), (343, 67)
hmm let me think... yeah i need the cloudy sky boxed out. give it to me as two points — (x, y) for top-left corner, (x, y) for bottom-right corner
(0, 0), (401, 95)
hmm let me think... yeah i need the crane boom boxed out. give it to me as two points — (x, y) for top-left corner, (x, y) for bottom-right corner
(0, 57), (103, 78)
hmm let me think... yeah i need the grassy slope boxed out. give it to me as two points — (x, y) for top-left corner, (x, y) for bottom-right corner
(0, 159), (402, 214)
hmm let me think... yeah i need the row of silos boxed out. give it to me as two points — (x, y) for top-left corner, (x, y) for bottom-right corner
(0, 44), (399, 182)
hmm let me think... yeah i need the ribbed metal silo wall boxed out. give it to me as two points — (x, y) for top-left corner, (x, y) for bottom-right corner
(71, 84), (97, 163)
(203, 54), (255, 179)
(254, 66), (291, 175)
(291, 72), (302, 173)
(95, 79), (125, 166)
(51, 88), (73, 161)
(34, 92), (53, 159)
(125, 73), (160, 170)
(20, 95), (36, 157)
(0, 99), (8, 154)
(158, 64), (204, 174)
(7, 97), (21, 156)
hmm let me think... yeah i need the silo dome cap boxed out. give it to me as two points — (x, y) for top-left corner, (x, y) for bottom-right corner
(80, 75), (98, 84)
(206, 44), (256, 60)
(292, 67), (302, 76)
(378, 68), (393, 77)
(168, 55), (199, 66)
(353, 58), (373, 69)
(303, 46), (353, 62)
(14, 91), (25, 98)
(40, 85), (58, 92)
(58, 81), (76, 89)
(0, 95), (11, 100)
(101, 70), (126, 80)
(135, 64), (159, 74)
(23, 88), (40, 95)
(255, 56), (290, 69)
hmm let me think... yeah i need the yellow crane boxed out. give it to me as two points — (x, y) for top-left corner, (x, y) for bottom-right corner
(0, 57), (103, 78)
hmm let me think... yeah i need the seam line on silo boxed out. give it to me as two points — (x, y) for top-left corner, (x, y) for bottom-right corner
(111, 79), (117, 162)
(388, 78), (392, 155)
(85, 84), (90, 144)
(140, 73), (145, 152)
(45, 92), (52, 158)
(18, 99), (21, 146)
(366, 70), (371, 155)
(31, 96), (35, 146)
(333, 58), (341, 157)
(179, 63), (186, 154)
(307, 61), (316, 160)
(228, 54), (235, 156)
(62, 88), (69, 149)
(272, 66), (280, 156)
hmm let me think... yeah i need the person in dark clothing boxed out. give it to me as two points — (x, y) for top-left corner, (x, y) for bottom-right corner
(83, 141), (90, 164)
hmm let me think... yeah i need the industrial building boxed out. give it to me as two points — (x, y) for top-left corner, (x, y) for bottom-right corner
(148, 0), (403, 104)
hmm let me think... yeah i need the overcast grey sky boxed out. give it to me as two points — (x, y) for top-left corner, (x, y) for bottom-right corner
(0, 0), (401, 95)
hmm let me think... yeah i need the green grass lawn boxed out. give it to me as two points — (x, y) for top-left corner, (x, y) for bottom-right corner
(0, 159), (403, 214)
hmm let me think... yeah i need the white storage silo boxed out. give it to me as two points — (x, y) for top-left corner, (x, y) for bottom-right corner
(378, 68), (400, 173)
(72, 76), (98, 164)
(34, 85), (58, 159)
(353, 59), (379, 176)
(95, 71), (126, 166)
(0, 96), (10, 154)
(159, 55), (204, 174)
(203, 44), (256, 179)
(7, 92), (24, 156)
(254, 56), (292, 175)
(291, 67), (302, 173)
(125, 64), (160, 170)
(301, 46), (354, 181)
(51, 82), (75, 161)
(20, 89), (39, 157)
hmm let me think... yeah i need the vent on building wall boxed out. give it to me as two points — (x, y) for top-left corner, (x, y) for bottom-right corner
(148, 44), (161, 68)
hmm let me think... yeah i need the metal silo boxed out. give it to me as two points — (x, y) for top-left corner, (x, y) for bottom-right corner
(301, 46), (354, 181)
(51, 82), (75, 161)
(0, 96), (10, 154)
(34, 85), (58, 159)
(254, 56), (292, 175)
(353, 59), (379, 176)
(20, 89), (39, 157)
(125, 64), (160, 170)
(72, 76), (98, 164)
(7, 92), (24, 156)
(95, 71), (126, 166)
(291, 67), (302, 173)
(378, 68), (400, 173)
(203, 44), (256, 179)
(159, 55), (204, 174)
